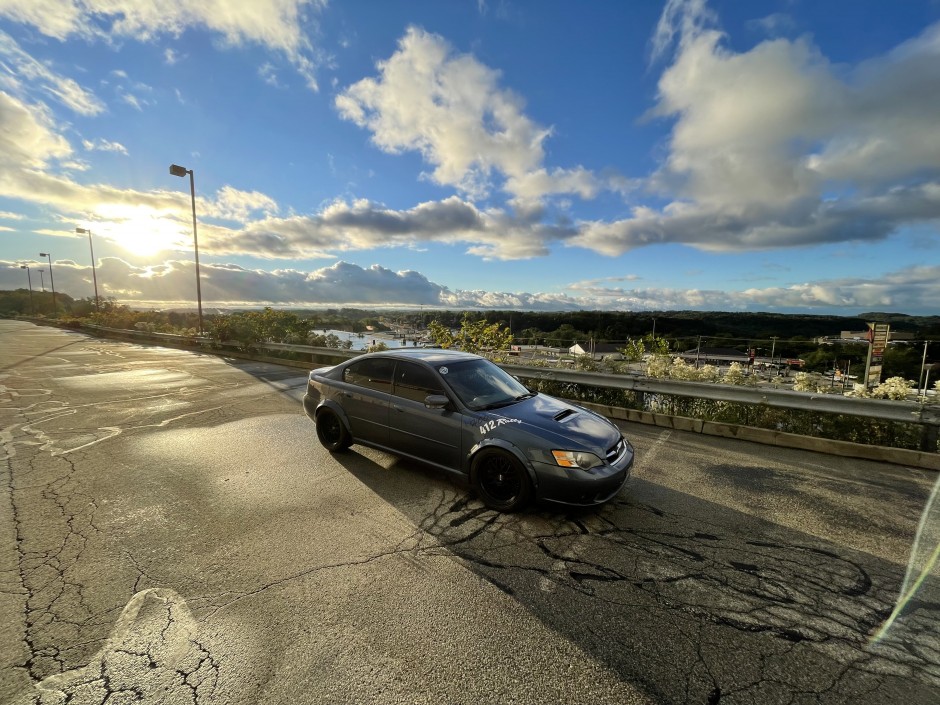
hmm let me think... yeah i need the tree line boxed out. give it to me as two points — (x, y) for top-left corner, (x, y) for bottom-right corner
(2, 289), (936, 379)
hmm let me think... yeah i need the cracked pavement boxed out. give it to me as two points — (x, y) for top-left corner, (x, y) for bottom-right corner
(1, 320), (938, 704)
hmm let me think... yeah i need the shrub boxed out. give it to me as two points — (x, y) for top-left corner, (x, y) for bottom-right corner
(870, 376), (914, 400)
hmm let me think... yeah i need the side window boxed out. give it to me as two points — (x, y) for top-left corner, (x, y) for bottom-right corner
(343, 358), (394, 392)
(392, 361), (445, 403)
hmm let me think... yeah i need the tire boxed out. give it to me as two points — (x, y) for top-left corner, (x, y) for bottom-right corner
(471, 448), (532, 512)
(316, 408), (351, 452)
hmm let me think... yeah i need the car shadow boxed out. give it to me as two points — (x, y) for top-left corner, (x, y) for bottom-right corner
(330, 447), (940, 705)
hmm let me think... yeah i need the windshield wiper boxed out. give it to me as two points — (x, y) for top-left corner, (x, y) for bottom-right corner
(479, 399), (518, 410)
(479, 392), (536, 410)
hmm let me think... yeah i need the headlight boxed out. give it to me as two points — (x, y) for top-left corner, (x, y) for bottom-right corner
(551, 450), (603, 470)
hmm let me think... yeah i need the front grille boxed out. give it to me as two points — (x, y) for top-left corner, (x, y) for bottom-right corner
(606, 437), (626, 463)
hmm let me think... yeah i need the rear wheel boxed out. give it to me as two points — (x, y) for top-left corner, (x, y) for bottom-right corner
(316, 408), (351, 452)
(471, 448), (532, 512)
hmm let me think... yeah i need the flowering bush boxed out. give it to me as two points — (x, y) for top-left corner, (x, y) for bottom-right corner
(721, 362), (752, 386)
(870, 376), (914, 400)
(699, 364), (720, 382)
(667, 357), (700, 380)
(793, 372), (815, 392)
(845, 383), (870, 398)
(644, 356), (721, 382)
(646, 355), (672, 378)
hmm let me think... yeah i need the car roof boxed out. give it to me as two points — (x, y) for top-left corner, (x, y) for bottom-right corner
(367, 348), (482, 364)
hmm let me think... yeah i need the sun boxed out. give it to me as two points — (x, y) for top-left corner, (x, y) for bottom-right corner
(89, 204), (192, 257)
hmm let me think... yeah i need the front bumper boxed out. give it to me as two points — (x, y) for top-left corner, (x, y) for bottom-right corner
(532, 444), (634, 508)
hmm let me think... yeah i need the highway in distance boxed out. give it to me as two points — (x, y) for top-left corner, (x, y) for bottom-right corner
(1, 320), (938, 704)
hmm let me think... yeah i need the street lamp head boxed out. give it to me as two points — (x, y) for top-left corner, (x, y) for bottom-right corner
(169, 164), (189, 177)
(20, 264), (27, 269)
(76, 227), (88, 234)
(39, 252), (49, 257)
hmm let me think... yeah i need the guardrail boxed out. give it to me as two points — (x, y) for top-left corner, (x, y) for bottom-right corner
(21, 317), (939, 467)
(499, 364), (940, 428)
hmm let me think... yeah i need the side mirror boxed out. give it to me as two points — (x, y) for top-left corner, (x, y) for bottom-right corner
(424, 394), (450, 410)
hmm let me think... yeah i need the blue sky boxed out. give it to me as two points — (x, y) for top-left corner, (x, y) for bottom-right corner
(1, 0), (939, 314)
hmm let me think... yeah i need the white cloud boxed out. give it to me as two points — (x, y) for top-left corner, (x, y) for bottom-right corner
(0, 30), (104, 115)
(258, 62), (281, 87)
(571, 0), (940, 256)
(205, 186), (279, 222)
(119, 91), (144, 111)
(212, 196), (575, 261)
(4, 258), (936, 314)
(0, 0), (326, 90)
(0, 258), (447, 307)
(336, 27), (549, 199)
(0, 91), (72, 168)
(0, 0), (84, 45)
(82, 138), (129, 155)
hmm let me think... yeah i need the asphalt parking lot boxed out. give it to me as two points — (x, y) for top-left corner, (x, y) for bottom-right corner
(1, 320), (938, 704)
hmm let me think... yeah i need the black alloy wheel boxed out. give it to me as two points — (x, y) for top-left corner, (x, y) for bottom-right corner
(471, 448), (532, 512)
(316, 408), (351, 452)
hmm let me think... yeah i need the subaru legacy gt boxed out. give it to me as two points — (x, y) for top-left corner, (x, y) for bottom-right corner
(303, 348), (634, 512)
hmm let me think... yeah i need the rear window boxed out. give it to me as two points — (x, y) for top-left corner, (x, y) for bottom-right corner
(343, 358), (394, 392)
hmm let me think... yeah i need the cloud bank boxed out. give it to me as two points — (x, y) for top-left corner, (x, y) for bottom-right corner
(4, 259), (938, 314)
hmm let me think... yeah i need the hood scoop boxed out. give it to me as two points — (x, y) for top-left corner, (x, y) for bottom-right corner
(553, 408), (578, 422)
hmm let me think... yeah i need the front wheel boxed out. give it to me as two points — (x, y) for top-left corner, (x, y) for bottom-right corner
(471, 448), (532, 512)
(316, 408), (351, 452)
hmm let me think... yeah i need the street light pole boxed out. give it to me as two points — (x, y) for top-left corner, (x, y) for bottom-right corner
(919, 341), (930, 397)
(169, 164), (204, 335)
(37, 269), (45, 291)
(19, 265), (34, 314)
(75, 227), (100, 313)
(38, 252), (56, 317)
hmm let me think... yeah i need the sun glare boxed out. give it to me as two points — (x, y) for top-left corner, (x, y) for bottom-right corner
(92, 204), (191, 256)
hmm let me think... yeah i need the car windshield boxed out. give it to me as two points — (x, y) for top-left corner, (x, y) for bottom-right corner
(440, 358), (533, 411)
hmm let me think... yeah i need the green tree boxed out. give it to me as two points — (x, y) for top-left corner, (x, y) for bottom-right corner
(428, 315), (512, 357)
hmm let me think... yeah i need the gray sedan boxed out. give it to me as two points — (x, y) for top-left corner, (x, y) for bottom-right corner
(303, 348), (634, 512)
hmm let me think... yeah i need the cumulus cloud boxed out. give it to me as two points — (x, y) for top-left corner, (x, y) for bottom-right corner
(335, 26), (623, 206)
(0, 258), (447, 307)
(581, 0), (940, 256)
(3, 259), (937, 314)
(0, 0), (326, 90)
(336, 26), (548, 198)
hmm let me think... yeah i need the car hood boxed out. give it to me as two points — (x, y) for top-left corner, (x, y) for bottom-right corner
(478, 394), (620, 452)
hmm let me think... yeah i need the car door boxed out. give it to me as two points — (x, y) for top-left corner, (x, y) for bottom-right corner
(340, 357), (394, 446)
(388, 360), (462, 470)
